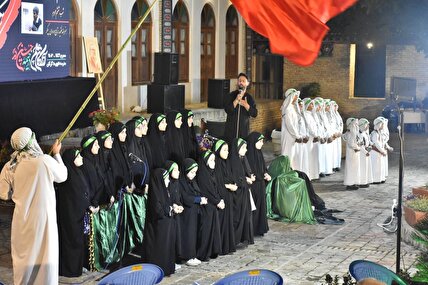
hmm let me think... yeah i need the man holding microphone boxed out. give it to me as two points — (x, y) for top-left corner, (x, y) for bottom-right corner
(224, 73), (258, 143)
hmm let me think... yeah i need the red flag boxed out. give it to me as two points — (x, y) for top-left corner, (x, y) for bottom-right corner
(300, 0), (357, 23)
(231, 0), (356, 66)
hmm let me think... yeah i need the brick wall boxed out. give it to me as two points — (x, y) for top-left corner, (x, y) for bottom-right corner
(249, 99), (283, 137)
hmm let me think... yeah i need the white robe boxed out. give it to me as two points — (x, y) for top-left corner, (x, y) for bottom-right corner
(370, 130), (386, 183)
(296, 110), (309, 174)
(343, 127), (361, 186)
(381, 123), (391, 178)
(315, 110), (327, 174)
(281, 97), (301, 169)
(319, 110), (334, 174)
(358, 131), (373, 185)
(302, 110), (320, 180)
(0, 154), (67, 285)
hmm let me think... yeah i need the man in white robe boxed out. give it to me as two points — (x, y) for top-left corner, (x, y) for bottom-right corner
(0, 127), (67, 285)
(281, 88), (302, 169)
(342, 118), (361, 189)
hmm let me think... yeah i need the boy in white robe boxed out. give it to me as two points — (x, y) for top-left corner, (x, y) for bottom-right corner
(281, 88), (302, 170)
(370, 117), (387, 183)
(296, 98), (309, 174)
(332, 102), (343, 171)
(380, 117), (393, 179)
(314, 98), (328, 176)
(302, 98), (320, 180)
(0, 127), (67, 285)
(357, 118), (373, 187)
(342, 118), (361, 190)
(318, 98), (334, 175)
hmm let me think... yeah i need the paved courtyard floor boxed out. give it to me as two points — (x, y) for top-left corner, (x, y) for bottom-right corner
(0, 133), (427, 284)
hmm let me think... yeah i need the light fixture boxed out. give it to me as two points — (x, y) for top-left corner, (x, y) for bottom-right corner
(366, 42), (374, 49)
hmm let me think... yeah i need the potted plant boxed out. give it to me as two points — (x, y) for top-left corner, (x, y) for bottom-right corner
(88, 108), (120, 132)
(404, 195), (428, 227)
(413, 184), (428, 198)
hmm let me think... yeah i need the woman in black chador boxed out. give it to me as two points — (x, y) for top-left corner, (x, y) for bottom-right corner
(95, 131), (115, 205)
(246, 132), (270, 236)
(229, 138), (255, 247)
(180, 109), (199, 160)
(143, 168), (176, 276)
(178, 158), (206, 266)
(165, 111), (186, 165)
(196, 150), (222, 261)
(80, 134), (104, 209)
(147, 113), (168, 169)
(108, 122), (133, 193)
(164, 160), (184, 263)
(56, 149), (90, 277)
(212, 139), (237, 255)
(132, 115), (153, 171)
(126, 117), (150, 193)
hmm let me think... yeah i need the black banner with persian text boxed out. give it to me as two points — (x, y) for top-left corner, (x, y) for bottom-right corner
(0, 0), (69, 82)
(161, 0), (172, 52)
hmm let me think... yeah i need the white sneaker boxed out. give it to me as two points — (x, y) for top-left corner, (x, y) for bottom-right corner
(193, 258), (202, 265)
(175, 263), (182, 270)
(186, 259), (200, 266)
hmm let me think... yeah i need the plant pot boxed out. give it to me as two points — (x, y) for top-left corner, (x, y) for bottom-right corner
(271, 129), (282, 155)
(412, 186), (428, 198)
(403, 205), (427, 227)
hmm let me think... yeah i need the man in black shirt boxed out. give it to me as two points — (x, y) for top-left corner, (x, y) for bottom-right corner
(224, 73), (258, 143)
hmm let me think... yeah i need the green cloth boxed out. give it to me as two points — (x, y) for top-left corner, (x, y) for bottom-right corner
(266, 155), (316, 224)
(92, 193), (147, 270)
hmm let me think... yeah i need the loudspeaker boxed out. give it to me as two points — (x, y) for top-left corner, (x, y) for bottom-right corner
(208, 79), (230, 109)
(154, 53), (179, 84)
(147, 84), (185, 113)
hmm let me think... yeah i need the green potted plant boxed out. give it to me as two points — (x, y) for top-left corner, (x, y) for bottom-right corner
(404, 195), (428, 227)
(413, 184), (428, 198)
(88, 108), (120, 132)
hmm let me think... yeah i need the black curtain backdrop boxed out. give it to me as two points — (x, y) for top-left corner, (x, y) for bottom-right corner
(0, 77), (99, 140)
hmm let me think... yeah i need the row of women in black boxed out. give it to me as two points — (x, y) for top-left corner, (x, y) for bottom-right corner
(55, 109), (270, 278)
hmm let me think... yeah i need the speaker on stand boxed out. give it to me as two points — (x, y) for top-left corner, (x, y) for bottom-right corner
(153, 53), (179, 85)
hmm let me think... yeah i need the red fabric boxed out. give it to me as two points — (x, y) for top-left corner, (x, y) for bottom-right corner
(300, 0), (357, 23)
(0, 0), (21, 50)
(231, 0), (356, 66)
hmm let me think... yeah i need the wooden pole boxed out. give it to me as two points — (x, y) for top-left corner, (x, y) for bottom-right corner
(96, 73), (106, 110)
(56, 0), (159, 144)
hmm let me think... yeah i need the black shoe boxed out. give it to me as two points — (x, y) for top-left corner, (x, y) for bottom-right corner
(381, 180), (386, 184)
(236, 242), (248, 250)
(372, 182), (382, 185)
(358, 184), (370, 188)
(319, 173), (326, 177)
(346, 185), (359, 190)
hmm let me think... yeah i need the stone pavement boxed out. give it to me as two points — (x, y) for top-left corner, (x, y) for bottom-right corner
(0, 133), (427, 284)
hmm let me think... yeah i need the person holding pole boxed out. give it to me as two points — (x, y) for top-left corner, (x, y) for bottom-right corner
(224, 73), (258, 144)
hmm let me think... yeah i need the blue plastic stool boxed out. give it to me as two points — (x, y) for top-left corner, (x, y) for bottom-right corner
(349, 260), (407, 285)
(213, 269), (283, 285)
(98, 263), (164, 285)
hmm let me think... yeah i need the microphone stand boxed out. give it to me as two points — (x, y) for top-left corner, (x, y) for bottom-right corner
(396, 107), (405, 274)
(236, 89), (243, 139)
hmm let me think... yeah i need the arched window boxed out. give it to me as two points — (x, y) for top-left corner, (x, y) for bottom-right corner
(69, 0), (81, 76)
(94, 0), (118, 108)
(200, 4), (216, 101)
(226, 6), (238, 79)
(131, 0), (152, 85)
(172, 1), (189, 82)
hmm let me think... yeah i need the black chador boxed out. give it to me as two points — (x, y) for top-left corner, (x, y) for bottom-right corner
(126, 118), (150, 193)
(178, 159), (203, 264)
(108, 122), (133, 192)
(95, 131), (116, 204)
(80, 134), (104, 207)
(180, 109), (199, 160)
(56, 149), (90, 277)
(246, 132), (269, 236)
(213, 140), (236, 255)
(143, 168), (176, 276)
(196, 150), (222, 261)
(147, 113), (168, 169)
(164, 160), (183, 262)
(229, 138), (254, 246)
(132, 115), (153, 173)
(165, 111), (186, 165)
(224, 90), (258, 144)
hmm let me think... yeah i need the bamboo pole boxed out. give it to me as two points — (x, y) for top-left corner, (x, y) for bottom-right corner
(96, 73), (106, 110)
(56, 0), (159, 144)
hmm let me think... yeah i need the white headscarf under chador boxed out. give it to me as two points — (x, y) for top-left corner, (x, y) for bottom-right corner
(9, 127), (43, 171)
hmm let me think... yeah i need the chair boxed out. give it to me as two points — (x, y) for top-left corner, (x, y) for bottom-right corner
(349, 260), (407, 285)
(213, 269), (283, 285)
(98, 263), (164, 285)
